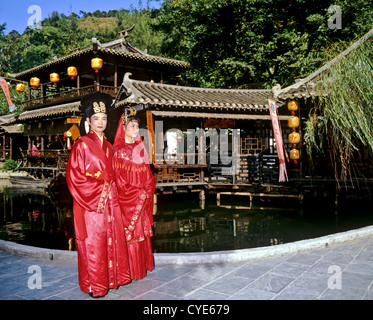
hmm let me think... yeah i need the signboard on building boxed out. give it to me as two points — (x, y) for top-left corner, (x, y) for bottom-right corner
(203, 119), (235, 128)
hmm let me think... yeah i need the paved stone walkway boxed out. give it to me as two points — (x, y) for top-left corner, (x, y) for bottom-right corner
(1, 233), (373, 301)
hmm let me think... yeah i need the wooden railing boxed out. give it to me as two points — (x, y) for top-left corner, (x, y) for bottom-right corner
(21, 85), (119, 110)
(19, 149), (71, 177)
(155, 153), (208, 167)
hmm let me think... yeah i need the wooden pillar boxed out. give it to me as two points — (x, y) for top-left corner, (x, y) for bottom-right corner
(2, 136), (5, 160)
(153, 194), (157, 215)
(114, 63), (118, 93)
(95, 72), (100, 92)
(28, 136), (31, 151)
(27, 87), (31, 108)
(27, 136), (31, 167)
(77, 75), (81, 95)
(9, 137), (12, 159)
(40, 84), (44, 104)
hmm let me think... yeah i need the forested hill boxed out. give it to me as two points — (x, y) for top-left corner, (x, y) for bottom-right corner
(0, 8), (165, 75)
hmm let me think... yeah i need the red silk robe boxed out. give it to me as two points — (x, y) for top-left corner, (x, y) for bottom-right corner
(66, 131), (131, 296)
(113, 138), (156, 280)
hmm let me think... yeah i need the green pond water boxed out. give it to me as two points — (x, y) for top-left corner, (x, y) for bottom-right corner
(0, 184), (372, 253)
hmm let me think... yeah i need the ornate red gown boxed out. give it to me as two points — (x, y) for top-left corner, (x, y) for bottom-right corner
(66, 131), (131, 297)
(113, 120), (156, 280)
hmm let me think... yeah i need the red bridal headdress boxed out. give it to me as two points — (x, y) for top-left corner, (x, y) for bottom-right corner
(113, 113), (151, 164)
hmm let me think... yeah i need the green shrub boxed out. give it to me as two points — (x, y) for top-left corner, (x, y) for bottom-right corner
(1, 159), (20, 172)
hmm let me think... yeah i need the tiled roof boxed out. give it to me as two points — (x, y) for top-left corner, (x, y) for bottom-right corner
(0, 124), (23, 134)
(17, 101), (80, 121)
(117, 73), (274, 112)
(11, 46), (188, 79)
(151, 110), (290, 121)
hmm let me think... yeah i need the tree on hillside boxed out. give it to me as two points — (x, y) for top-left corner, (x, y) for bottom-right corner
(115, 9), (165, 56)
(0, 8), (166, 78)
(154, 0), (373, 88)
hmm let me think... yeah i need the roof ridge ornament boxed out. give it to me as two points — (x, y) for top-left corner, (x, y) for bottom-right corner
(271, 84), (281, 98)
(114, 73), (142, 108)
(118, 25), (135, 39)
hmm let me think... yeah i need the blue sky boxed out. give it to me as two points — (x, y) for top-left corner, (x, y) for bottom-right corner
(0, 0), (163, 34)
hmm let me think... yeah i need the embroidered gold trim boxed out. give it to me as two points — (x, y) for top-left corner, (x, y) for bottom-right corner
(96, 181), (111, 214)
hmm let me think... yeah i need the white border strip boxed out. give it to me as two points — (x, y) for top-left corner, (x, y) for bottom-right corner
(1, 225), (372, 265)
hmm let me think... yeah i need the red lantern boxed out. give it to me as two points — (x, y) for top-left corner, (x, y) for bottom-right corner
(16, 83), (25, 94)
(67, 66), (78, 80)
(290, 149), (300, 164)
(30, 77), (40, 89)
(288, 116), (300, 128)
(287, 100), (299, 111)
(288, 132), (300, 144)
(50, 73), (60, 86)
(91, 58), (103, 73)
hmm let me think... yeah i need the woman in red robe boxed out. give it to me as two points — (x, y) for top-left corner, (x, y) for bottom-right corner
(66, 92), (131, 297)
(113, 113), (156, 280)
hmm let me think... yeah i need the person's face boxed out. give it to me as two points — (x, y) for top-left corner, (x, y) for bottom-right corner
(124, 120), (139, 140)
(87, 113), (107, 135)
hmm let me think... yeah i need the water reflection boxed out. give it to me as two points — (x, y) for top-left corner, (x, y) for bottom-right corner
(1, 186), (373, 253)
(0, 186), (75, 251)
(152, 202), (290, 253)
(151, 193), (373, 253)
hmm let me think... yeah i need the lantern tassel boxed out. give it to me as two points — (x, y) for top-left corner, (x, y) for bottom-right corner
(67, 137), (71, 150)
(279, 163), (288, 182)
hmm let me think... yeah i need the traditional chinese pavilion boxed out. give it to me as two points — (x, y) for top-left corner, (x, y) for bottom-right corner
(7, 31), (188, 178)
(4, 30), (300, 200)
(111, 73), (300, 202)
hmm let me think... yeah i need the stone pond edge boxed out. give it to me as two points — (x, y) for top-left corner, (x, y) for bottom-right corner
(1, 225), (372, 265)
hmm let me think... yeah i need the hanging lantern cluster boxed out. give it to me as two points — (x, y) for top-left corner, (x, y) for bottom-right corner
(29, 67), (78, 90)
(91, 58), (103, 73)
(27, 59), (101, 92)
(287, 100), (300, 164)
